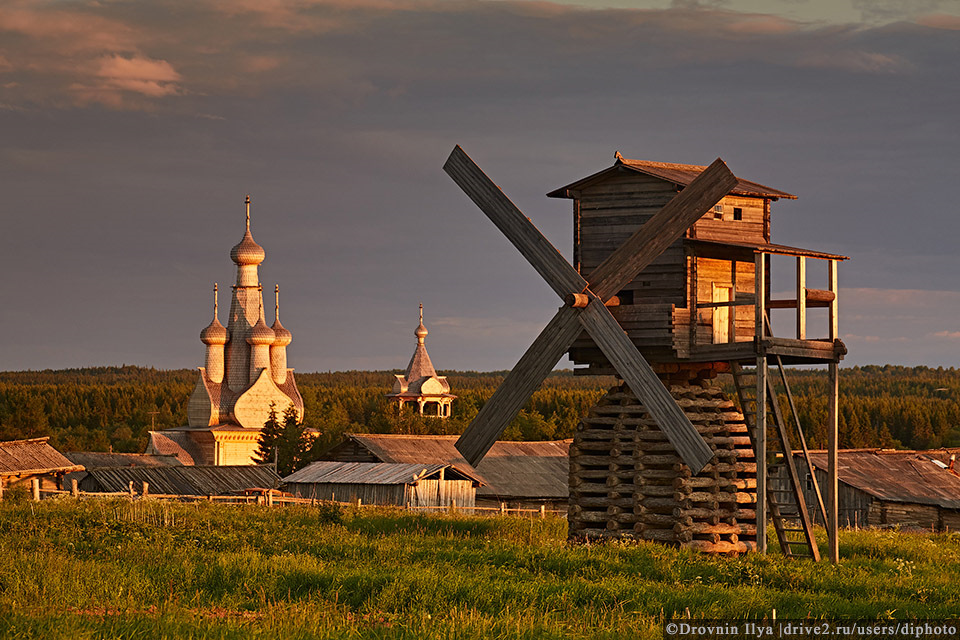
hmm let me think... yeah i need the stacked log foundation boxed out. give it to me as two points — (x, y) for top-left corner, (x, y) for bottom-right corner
(568, 363), (758, 554)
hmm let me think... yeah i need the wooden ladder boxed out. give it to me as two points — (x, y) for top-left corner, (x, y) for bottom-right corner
(730, 359), (825, 561)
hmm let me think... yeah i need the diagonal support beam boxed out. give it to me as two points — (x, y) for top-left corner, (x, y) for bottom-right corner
(444, 146), (588, 299)
(455, 305), (583, 466)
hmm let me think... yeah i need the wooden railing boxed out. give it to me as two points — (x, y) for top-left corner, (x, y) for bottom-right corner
(702, 253), (840, 345)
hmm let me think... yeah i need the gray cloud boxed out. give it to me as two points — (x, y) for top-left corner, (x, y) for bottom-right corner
(0, 0), (957, 371)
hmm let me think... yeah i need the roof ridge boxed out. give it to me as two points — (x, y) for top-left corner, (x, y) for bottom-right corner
(621, 158), (708, 171)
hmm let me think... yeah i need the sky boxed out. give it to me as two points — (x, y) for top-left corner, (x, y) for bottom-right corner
(1, 0), (958, 373)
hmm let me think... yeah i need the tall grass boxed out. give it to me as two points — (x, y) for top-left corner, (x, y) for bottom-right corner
(1, 500), (958, 639)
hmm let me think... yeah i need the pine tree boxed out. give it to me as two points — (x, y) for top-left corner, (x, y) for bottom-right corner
(255, 403), (282, 466)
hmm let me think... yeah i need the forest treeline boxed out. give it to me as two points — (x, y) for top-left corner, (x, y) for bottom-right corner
(0, 364), (958, 454)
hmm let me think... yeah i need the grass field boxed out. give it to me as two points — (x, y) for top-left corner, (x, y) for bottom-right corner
(0, 499), (957, 639)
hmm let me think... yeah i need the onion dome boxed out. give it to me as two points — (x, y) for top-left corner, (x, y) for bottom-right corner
(247, 290), (276, 345)
(230, 195), (265, 266)
(201, 317), (228, 345)
(272, 284), (292, 346)
(200, 284), (228, 345)
(247, 315), (275, 345)
(415, 303), (428, 343)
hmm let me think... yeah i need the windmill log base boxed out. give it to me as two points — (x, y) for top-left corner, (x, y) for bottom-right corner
(568, 366), (758, 555)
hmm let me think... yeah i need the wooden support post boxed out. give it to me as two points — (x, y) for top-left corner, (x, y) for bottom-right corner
(71, 478), (79, 497)
(828, 361), (839, 563)
(755, 253), (766, 341)
(500, 502), (506, 515)
(729, 261), (737, 343)
(128, 481), (134, 498)
(450, 499), (456, 514)
(796, 256), (806, 340)
(142, 481), (149, 498)
(755, 251), (767, 554)
(0, 478), (4, 502)
(539, 504), (546, 519)
(32, 478), (41, 501)
(267, 490), (274, 507)
(828, 260), (838, 340)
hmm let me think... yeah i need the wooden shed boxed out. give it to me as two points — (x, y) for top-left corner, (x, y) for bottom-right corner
(772, 448), (960, 531)
(0, 437), (83, 495)
(79, 464), (280, 496)
(322, 434), (570, 508)
(282, 461), (481, 508)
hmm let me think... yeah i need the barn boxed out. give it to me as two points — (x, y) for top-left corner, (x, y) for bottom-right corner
(79, 464), (280, 496)
(773, 448), (960, 531)
(321, 434), (570, 508)
(282, 461), (481, 508)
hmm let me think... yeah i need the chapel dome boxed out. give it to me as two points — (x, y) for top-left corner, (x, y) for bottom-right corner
(200, 317), (228, 345)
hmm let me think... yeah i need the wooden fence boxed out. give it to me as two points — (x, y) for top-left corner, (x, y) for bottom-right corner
(9, 478), (566, 519)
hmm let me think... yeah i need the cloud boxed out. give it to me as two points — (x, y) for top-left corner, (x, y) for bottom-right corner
(917, 13), (960, 30)
(932, 330), (960, 340)
(95, 54), (182, 97)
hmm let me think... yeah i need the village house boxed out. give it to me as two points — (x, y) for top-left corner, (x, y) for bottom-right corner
(0, 437), (83, 496)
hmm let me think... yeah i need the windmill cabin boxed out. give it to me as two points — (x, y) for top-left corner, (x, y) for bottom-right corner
(443, 146), (846, 562)
(549, 154), (847, 558)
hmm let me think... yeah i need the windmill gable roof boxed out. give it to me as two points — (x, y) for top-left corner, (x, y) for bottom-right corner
(324, 434), (570, 500)
(547, 157), (796, 200)
(0, 437), (83, 476)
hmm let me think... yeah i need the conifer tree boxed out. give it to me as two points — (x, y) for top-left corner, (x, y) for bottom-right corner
(255, 403), (282, 467)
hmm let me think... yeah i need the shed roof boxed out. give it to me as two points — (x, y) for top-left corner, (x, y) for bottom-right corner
(547, 157), (796, 200)
(804, 449), (960, 509)
(283, 461), (482, 486)
(83, 465), (280, 496)
(325, 434), (570, 500)
(65, 452), (182, 468)
(0, 437), (83, 476)
(686, 239), (849, 261)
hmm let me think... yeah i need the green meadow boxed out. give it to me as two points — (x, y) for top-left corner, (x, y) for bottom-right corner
(0, 499), (957, 639)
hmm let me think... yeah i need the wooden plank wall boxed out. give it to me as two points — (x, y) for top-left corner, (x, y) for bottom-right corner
(570, 172), (770, 367)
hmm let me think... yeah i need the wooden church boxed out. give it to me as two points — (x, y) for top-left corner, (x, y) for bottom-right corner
(547, 154), (847, 558)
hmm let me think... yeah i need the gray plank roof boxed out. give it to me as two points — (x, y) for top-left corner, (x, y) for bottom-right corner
(83, 465), (280, 496)
(0, 437), (83, 476)
(326, 434), (570, 500)
(66, 452), (182, 468)
(805, 449), (960, 510)
(283, 461), (481, 486)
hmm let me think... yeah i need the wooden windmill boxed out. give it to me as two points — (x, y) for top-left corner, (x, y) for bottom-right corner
(444, 146), (845, 561)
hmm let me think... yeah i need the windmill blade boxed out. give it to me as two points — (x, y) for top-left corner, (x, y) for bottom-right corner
(588, 158), (738, 300)
(456, 305), (583, 466)
(444, 145), (588, 300)
(579, 296), (714, 473)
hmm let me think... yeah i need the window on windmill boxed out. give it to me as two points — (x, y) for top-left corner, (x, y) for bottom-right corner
(733, 207), (743, 221)
(713, 204), (724, 220)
